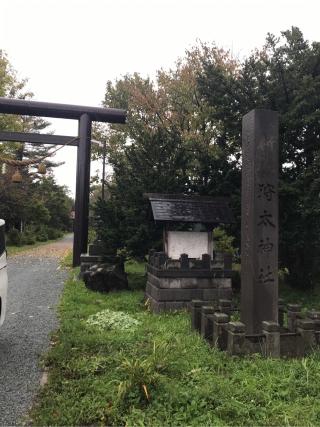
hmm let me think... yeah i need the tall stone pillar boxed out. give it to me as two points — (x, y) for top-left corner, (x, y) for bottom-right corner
(241, 109), (279, 334)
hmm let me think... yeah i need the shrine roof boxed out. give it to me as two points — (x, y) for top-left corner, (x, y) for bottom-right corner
(145, 193), (234, 224)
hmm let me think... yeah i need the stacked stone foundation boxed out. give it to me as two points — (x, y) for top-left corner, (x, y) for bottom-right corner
(146, 251), (232, 312)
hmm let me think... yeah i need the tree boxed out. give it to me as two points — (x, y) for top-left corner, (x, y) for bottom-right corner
(34, 177), (73, 231)
(198, 27), (320, 288)
(93, 45), (238, 257)
(0, 50), (54, 170)
(0, 51), (72, 238)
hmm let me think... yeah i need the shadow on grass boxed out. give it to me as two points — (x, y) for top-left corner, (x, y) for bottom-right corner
(125, 259), (147, 291)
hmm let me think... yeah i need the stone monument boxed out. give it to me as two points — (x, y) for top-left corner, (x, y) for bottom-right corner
(241, 109), (279, 334)
(190, 109), (320, 357)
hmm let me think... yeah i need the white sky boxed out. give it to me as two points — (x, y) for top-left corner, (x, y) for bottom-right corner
(1, 0), (320, 196)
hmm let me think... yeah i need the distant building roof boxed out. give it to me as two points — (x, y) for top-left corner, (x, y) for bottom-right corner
(145, 193), (234, 224)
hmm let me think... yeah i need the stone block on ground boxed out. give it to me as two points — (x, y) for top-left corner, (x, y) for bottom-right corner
(213, 312), (229, 350)
(200, 305), (215, 340)
(227, 321), (246, 356)
(88, 240), (105, 256)
(83, 262), (128, 293)
(262, 321), (280, 358)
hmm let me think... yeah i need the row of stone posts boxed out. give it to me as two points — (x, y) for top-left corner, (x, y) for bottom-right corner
(190, 300), (320, 357)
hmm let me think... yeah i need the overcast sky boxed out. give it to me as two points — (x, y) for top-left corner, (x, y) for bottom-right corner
(1, 0), (319, 196)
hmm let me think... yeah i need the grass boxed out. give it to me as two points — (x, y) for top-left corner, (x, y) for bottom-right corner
(29, 260), (320, 426)
(7, 237), (64, 256)
(59, 249), (73, 269)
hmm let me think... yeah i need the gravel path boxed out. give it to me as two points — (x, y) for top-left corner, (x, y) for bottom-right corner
(0, 234), (73, 426)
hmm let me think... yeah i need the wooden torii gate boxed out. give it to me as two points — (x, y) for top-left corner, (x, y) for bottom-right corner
(0, 97), (126, 266)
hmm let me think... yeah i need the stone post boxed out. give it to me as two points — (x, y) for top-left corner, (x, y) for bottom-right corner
(158, 252), (167, 269)
(219, 299), (232, 315)
(306, 310), (320, 331)
(153, 252), (167, 269)
(201, 306), (215, 339)
(262, 321), (280, 358)
(227, 321), (246, 356)
(297, 319), (316, 356)
(200, 306), (215, 340)
(149, 249), (155, 266)
(88, 240), (104, 256)
(241, 109), (279, 334)
(213, 312), (229, 350)
(190, 300), (203, 332)
(180, 253), (189, 270)
(202, 253), (211, 270)
(287, 304), (302, 332)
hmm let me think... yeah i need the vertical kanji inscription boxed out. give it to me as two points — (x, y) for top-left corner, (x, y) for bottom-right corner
(241, 109), (279, 334)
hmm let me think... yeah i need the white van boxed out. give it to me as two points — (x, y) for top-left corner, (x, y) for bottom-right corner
(0, 219), (8, 327)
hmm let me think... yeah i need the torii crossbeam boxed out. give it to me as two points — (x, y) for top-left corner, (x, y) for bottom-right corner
(0, 97), (127, 266)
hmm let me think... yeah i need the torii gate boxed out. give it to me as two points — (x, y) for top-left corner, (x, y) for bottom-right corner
(0, 97), (126, 266)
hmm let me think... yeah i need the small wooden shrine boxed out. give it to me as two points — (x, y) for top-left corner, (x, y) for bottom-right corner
(145, 193), (234, 312)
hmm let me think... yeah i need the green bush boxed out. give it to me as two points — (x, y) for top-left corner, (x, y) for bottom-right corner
(6, 224), (63, 247)
(33, 225), (48, 242)
(21, 231), (36, 245)
(36, 233), (48, 242)
(47, 227), (63, 240)
(6, 228), (21, 246)
(213, 227), (237, 256)
(88, 227), (96, 244)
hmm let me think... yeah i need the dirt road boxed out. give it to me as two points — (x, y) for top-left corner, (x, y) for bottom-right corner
(0, 234), (73, 425)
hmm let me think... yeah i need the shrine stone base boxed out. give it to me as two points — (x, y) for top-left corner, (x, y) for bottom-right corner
(145, 251), (232, 313)
(190, 300), (320, 358)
